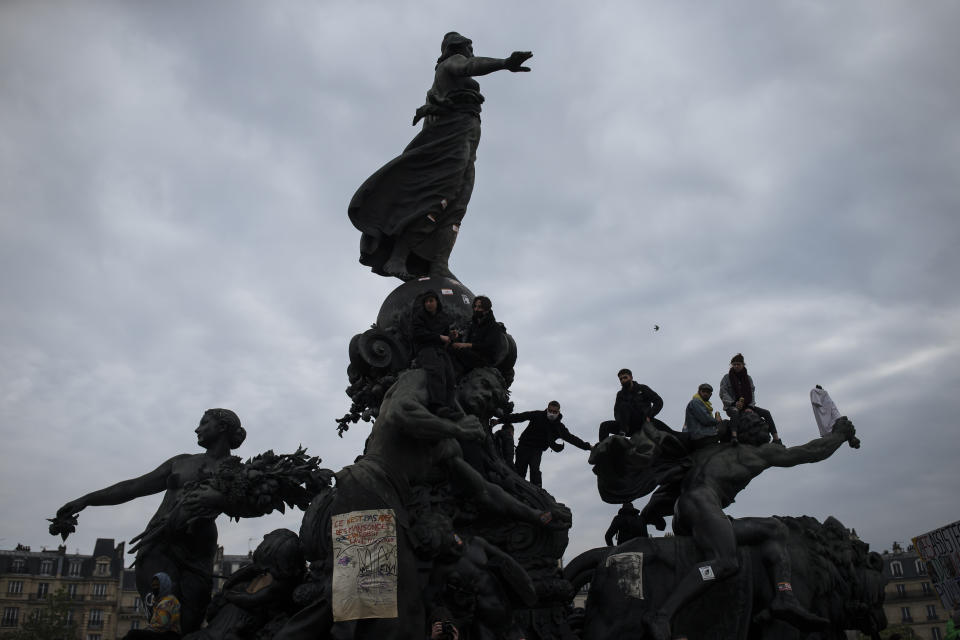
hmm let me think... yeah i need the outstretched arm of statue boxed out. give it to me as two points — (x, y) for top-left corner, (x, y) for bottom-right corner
(397, 398), (485, 443)
(56, 455), (187, 516)
(762, 418), (857, 468)
(445, 52), (533, 77)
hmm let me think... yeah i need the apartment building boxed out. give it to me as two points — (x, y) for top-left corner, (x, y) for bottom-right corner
(1, 539), (125, 640)
(882, 543), (949, 640)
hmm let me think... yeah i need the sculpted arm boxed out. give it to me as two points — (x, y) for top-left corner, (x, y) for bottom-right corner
(444, 52), (532, 77)
(57, 455), (187, 516)
(396, 397), (485, 443)
(760, 418), (856, 468)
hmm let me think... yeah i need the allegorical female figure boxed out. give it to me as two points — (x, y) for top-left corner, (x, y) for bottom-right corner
(53, 409), (246, 634)
(349, 32), (532, 281)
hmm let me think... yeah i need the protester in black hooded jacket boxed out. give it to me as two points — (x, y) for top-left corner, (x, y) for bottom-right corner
(614, 368), (664, 435)
(411, 290), (459, 416)
(604, 502), (648, 546)
(452, 295), (504, 372)
(492, 401), (591, 487)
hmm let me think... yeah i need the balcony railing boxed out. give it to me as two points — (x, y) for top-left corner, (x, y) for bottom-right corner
(87, 621), (103, 629)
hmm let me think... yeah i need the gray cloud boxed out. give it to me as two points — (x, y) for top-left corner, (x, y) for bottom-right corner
(1, 0), (958, 564)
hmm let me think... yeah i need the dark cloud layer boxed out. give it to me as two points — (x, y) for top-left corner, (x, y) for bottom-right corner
(1, 1), (958, 562)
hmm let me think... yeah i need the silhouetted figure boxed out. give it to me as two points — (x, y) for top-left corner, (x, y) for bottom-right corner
(605, 503), (648, 546)
(451, 295), (504, 371)
(412, 290), (459, 417)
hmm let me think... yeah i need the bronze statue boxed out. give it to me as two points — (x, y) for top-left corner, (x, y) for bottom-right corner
(50, 410), (330, 634)
(349, 32), (532, 281)
(185, 529), (305, 640)
(291, 367), (569, 640)
(412, 511), (537, 640)
(342, 367), (552, 528)
(51, 409), (247, 633)
(639, 414), (861, 640)
(565, 514), (886, 640)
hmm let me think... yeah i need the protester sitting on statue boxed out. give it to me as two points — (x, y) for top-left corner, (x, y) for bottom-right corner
(719, 353), (782, 444)
(604, 502), (648, 546)
(124, 573), (181, 640)
(615, 368), (665, 435)
(412, 290), (461, 418)
(493, 422), (515, 466)
(451, 295), (504, 372)
(684, 383), (723, 449)
(492, 401), (591, 487)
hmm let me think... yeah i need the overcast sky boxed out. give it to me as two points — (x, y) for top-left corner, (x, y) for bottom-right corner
(1, 1), (958, 564)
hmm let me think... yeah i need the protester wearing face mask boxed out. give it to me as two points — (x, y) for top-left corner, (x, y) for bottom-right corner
(451, 295), (505, 372)
(124, 572), (181, 640)
(491, 401), (592, 487)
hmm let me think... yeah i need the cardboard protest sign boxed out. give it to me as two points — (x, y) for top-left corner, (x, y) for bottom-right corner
(332, 509), (398, 621)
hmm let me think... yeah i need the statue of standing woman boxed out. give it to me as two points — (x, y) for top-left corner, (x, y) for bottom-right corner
(349, 33), (532, 281)
(51, 410), (246, 634)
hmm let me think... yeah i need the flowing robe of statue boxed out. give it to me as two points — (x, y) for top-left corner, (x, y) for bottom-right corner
(348, 32), (532, 281)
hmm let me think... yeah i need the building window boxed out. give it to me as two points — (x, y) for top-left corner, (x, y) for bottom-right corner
(891, 561), (903, 577)
(88, 610), (103, 628)
(69, 561), (82, 577)
(88, 635), (101, 640)
(916, 559), (927, 574)
(11, 559), (25, 573)
(7, 581), (23, 595)
(933, 627), (943, 640)
(896, 584), (907, 597)
(901, 607), (912, 623)
(66, 610), (74, 624)
(134, 597), (143, 613)
(130, 620), (140, 630)
(927, 604), (938, 620)
(92, 584), (107, 600)
(39, 560), (53, 575)
(66, 584), (78, 600)
(36, 583), (49, 599)
(94, 560), (110, 577)
(1, 608), (19, 627)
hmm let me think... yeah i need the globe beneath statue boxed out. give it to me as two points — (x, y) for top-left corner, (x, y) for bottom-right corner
(376, 276), (475, 334)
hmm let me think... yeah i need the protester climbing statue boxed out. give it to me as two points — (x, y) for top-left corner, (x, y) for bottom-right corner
(348, 32), (533, 282)
(48, 409), (331, 634)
